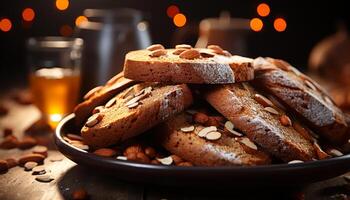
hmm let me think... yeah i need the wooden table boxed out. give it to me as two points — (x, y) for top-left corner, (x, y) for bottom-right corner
(1, 90), (350, 200)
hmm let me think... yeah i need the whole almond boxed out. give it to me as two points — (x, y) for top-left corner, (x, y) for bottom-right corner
(32, 145), (48, 157)
(72, 188), (88, 200)
(5, 158), (17, 168)
(0, 135), (18, 149)
(18, 136), (37, 150)
(93, 148), (117, 157)
(124, 145), (143, 156)
(172, 49), (186, 55)
(85, 113), (103, 127)
(146, 44), (164, 51)
(0, 160), (9, 172)
(193, 112), (209, 124)
(254, 94), (274, 108)
(18, 153), (45, 166)
(83, 86), (102, 100)
(280, 115), (292, 126)
(171, 155), (183, 165)
(207, 45), (224, 52)
(144, 147), (156, 159)
(179, 49), (200, 59)
(177, 162), (193, 167)
(175, 44), (192, 49)
(149, 49), (167, 57)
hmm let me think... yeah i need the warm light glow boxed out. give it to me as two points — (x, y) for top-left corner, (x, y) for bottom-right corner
(75, 15), (88, 26)
(60, 25), (73, 36)
(173, 13), (187, 27)
(257, 3), (270, 17)
(22, 8), (35, 22)
(137, 21), (147, 31)
(0, 18), (12, 32)
(56, 0), (69, 11)
(274, 18), (287, 32)
(50, 114), (63, 122)
(250, 18), (263, 32)
(167, 5), (180, 18)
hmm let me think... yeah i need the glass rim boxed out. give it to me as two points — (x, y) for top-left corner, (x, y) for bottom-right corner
(27, 37), (83, 49)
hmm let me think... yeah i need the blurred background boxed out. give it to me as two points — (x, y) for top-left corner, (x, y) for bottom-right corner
(1, 0), (350, 125)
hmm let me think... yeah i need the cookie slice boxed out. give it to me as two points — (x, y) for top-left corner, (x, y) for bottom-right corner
(81, 83), (193, 148)
(123, 44), (254, 84)
(74, 72), (136, 126)
(253, 57), (349, 144)
(203, 83), (316, 162)
(157, 111), (271, 166)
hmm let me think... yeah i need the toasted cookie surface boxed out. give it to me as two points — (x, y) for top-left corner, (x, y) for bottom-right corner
(253, 57), (349, 144)
(124, 45), (254, 84)
(203, 83), (316, 162)
(158, 111), (271, 166)
(81, 83), (193, 148)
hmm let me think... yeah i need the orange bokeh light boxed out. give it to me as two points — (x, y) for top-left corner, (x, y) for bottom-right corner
(250, 18), (263, 32)
(60, 25), (73, 36)
(75, 16), (88, 26)
(167, 5), (179, 18)
(56, 0), (69, 11)
(274, 18), (287, 32)
(257, 3), (270, 17)
(173, 13), (186, 27)
(22, 8), (35, 22)
(0, 18), (12, 32)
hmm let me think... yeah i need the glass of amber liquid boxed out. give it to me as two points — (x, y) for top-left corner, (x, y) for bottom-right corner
(27, 37), (83, 128)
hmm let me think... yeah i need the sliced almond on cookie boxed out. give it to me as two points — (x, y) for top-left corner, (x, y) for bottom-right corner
(205, 131), (221, 141)
(157, 156), (173, 165)
(180, 125), (195, 132)
(238, 137), (258, 150)
(146, 44), (164, 51)
(254, 94), (274, 108)
(149, 49), (167, 57)
(264, 107), (279, 115)
(179, 49), (200, 59)
(85, 113), (103, 127)
(197, 126), (217, 137)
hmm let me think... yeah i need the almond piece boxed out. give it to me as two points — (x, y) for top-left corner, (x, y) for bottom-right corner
(254, 94), (274, 108)
(124, 145), (143, 156)
(313, 142), (330, 160)
(205, 131), (222, 141)
(280, 115), (292, 126)
(32, 166), (46, 174)
(146, 44), (164, 51)
(0, 135), (18, 149)
(49, 155), (64, 162)
(92, 106), (104, 114)
(193, 112), (209, 124)
(264, 107), (279, 115)
(224, 121), (243, 137)
(18, 153), (45, 166)
(238, 137), (258, 150)
(35, 174), (54, 182)
(105, 98), (116, 108)
(0, 160), (8, 172)
(24, 161), (38, 171)
(18, 136), (37, 150)
(180, 125), (195, 132)
(136, 152), (150, 163)
(175, 44), (192, 49)
(157, 156), (173, 165)
(197, 126), (217, 137)
(32, 145), (48, 157)
(179, 49), (200, 59)
(207, 45), (224, 53)
(67, 134), (83, 141)
(93, 148), (117, 157)
(172, 49), (186, 55)
(288, 160), (304, 164)
(83, 86), (102, 100)
(5, 158), (17, 168)
(327, 149), (343, 157)
(72, 143), (89, 151)
(199, 50), (216, 58)
(116, 156), (127, 160)
(127, 102), (139, 108)
(149, 49), (167, 57)
(85, 113), (103, 127)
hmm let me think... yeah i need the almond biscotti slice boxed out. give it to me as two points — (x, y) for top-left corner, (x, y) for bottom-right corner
(123, 44), (254, 84)
(157, 109), (271, 166)
(81, 83), (193, 148)
(203, 83), (316, 162)
(74, 72), (136, 126)
(252, 57), (349, 144)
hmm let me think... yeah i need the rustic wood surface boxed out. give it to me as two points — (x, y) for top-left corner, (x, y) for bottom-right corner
(1, 90), (350, 200)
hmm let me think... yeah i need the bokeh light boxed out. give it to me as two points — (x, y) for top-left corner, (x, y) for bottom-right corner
(173, 13), (187, 27)
(257, 3), (270, 17)
(56, 0), (69, 11)
(167, 5), (180, 18)
(0, 18), (12, 32)
(60, 25), (73, 36)
(22, 8), (35, 22)
(75, 16), (88, 26)
(137, 21), (147, 31)
(274, 18), (287, 32)
(250, 18), (263, 32)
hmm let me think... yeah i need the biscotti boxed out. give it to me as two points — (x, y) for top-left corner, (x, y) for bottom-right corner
(252, 57), (349, 144)
(157, 110), (271, 166)
(203, 83), (316, 162)
(81, 83), (193, 148)
(74, 72), (136, 126)
(123, 44), (254, 84)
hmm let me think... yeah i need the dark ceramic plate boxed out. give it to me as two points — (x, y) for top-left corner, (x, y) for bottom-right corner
(55, 114), (350, 186)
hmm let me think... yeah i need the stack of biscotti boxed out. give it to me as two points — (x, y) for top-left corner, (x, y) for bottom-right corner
(74, 44), (350, 166)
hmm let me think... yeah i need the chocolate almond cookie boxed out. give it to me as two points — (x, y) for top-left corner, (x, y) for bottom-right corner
(74, 72), (136, 126)
(158, 111), (271, 166)
(124, 44), (254, 84)
(253, 57), (349, 144)
(81, 83), (193, 148)
(203, 83), (316, 162)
